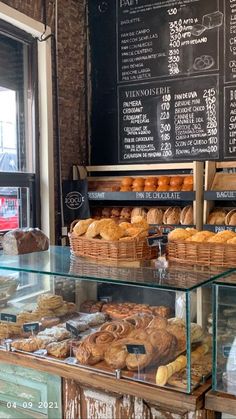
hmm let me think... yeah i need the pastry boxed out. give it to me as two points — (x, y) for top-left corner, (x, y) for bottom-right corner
(151, 306), (172, 318)
(89, 301), (104, 313)
(0, 323), (10, 339)
(158, 176), (170, 186)
(120, 186), (132, 192)
(104, 338), (129, 369)
(38, 327), (71, 341)
(144, 185), (156, 192)
(83, 312), (107, 327)
(37, 294), (63, 310)
(111, 208), (121, 218)
(17, 311), (39, 324)
(100, 224), (124, 241)
(207, 209), (227, 225)
(124, 314), (153, 329)
(41, 317), (60, 329)
(180, 206), (193, 225)
(169, 186), (181, 191)
(168, 228), (192, 241)
(227, 237), (236, 244)
(225, 209), (236, 226)
(12, 336), (55, 352)
(167, 324), (186, 352)
(157, 185), (169, 191)
(119, 222), (131, 231)
(73, 219), (94, 236)
(187, 231), (215, 242)
(207, 230), (236, 243)
(132, 178), (145, 189)
(169, 176), (183, 187)
(66, 302), (77, 313)
(132, 186), (144, 192)
(80, 300), (97, 313)
(125, 338), (154, 371)
(147, 208), (163, 225)
(147, 316), (167, 330)
(163, 207), (181, 224)
(75, 331), (116, 365)
(101, 208), (112, 218)
(85, 219), (114, 239)
(120, 207), (132, 221)
(46, 340), (70, 358)
(181, 184), (193, 191)
(121, 177), (133, 187)
(130, 208), (147, 223)
(183, 176), (193, 186)
(67, 319), (89, 332)
(147, 329), (177, 364)
(100, 320), (134, 338)
(145, 177), (157, 187)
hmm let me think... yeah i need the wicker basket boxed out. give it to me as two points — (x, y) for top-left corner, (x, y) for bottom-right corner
(167, 241), (236, 268)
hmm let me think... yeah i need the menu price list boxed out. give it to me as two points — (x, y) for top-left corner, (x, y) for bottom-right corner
(225, 0), (236, 83)
(119, 76), (219, 163)
(117, 0), (220, 82)
(224, 87), (236, 159)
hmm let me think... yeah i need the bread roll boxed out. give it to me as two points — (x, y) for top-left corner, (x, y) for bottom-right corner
(132, 178), (145, 188)
(188, 231), (215, 242)
(163, 207), (181, 224)
(225, 209), (236, 226)
(169, 185), (181, 191)
(180, 206), (193, 225)
(147, 208), (163, 224)
(207, 230), (236, 243)
(85, 219), (114, 238)
(132, 186), (144, 192)
(169, 176), (183, 187)
(181, 184), (193, 191)
(73, 218), (94, 236)
(120, 186), (132, 192)
(111, 208), (121, 218)
(183, 175), (193, 185)
(120, 207), (132, 220)
(131, 208), (147, 223)
(207, 209), (227, 225)
(100, 224), (124, 241)
(168, 228), (192, 241)
(157, 185), (169, 191)
(144, 185), (156, 192)
(227, 237), (236, 244)
(158, 176), (170, 186)
(145, 177), (157, 187)
(102, 208), (111, 218)
(121, 177), (133, 187)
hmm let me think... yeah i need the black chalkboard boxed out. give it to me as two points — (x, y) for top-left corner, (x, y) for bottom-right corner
(88, 0), (236, 164)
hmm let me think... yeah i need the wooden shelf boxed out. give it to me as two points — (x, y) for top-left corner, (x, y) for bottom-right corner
(205, 390), (236, 414)
(0, 349), (211, 413)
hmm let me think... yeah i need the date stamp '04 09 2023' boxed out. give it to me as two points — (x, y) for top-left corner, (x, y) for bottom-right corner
(6, 401), (59, 409)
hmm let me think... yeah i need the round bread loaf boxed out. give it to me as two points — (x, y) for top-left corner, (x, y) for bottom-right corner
(180, 206), (193, 225)
(207, 209), (227, 225)
(163, 207), (181, 224)
(147, 208), (163, 224)
(225, 209), (236, 226)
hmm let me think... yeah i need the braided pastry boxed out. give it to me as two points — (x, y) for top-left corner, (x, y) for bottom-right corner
(124, 314), (153, 329)
(100, 321), (134, 338)
(75, 331), (116, 365)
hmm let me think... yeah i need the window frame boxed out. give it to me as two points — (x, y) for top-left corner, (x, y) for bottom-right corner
(0, 2), (55, 242)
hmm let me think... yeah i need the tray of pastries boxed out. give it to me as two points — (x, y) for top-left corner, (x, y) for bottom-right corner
(2, 298), (210, 390)
(167, 228), (236, 268)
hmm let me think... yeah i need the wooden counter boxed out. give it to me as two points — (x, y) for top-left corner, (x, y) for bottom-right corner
(0, 348), (216, 418)
(205, 390), (236, 415)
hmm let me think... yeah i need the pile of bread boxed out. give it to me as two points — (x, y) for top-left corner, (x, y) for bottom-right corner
(91, 206), (193, 225)
(74, 314), (204, 373)
(207, 208), (236, 225)
(168, 228), (236, 244)
(72, 217), (151, 241)
(120, 175), (193, 192)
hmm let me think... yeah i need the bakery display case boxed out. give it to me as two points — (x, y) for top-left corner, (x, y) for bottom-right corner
(0, 246), (229, 395)
(212, 271), (236, 397)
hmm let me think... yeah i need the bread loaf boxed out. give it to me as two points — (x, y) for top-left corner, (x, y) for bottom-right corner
(163, 207), (181, 224)
(2, 228), (49, 255)
(147, 208), (163, 224)
(180, 206), (193, 225)
(225, 209), (236, 226)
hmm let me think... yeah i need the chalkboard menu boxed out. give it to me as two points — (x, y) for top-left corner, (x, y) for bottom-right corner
(88, 0), (236, 164)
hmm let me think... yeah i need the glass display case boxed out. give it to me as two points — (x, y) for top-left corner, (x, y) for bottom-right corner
(0, 246), (230, 394)
(213, 271), (236, 397)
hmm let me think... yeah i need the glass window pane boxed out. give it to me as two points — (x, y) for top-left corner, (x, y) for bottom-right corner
(0, 34), (34, 173)
(0, 186), (30, 231)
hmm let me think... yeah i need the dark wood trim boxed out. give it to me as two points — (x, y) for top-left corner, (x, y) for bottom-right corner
(205, 390), (236, 414)
(0, 349), (211, 412)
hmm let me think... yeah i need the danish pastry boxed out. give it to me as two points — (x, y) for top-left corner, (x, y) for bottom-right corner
(75, 331), (116, 365)
(46, 340), (70, 358)
(100, 320), (133, 338)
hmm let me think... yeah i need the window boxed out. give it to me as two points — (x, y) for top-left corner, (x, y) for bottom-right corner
(0, 20), (39, 233)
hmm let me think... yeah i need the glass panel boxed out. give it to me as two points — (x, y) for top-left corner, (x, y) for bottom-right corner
(0, 187), (30, 232)
(0, 246), (230, 291)
(215, 283), (236, 396)
(0, 34), (34, 173)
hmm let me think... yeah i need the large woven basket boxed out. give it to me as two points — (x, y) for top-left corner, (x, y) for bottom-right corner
(167, 241), (236, 268)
